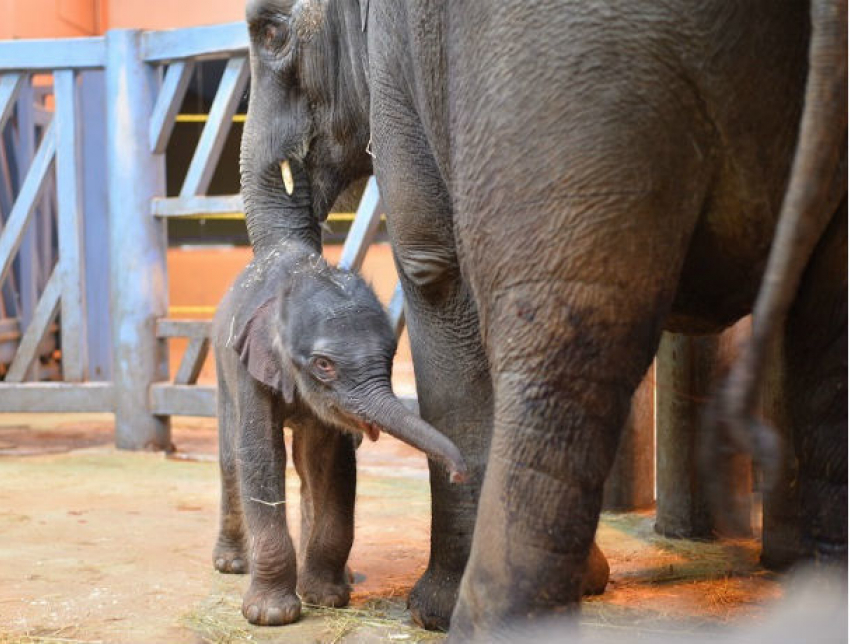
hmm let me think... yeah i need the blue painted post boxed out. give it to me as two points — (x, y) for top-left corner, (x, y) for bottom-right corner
(106, 29), (171, 450)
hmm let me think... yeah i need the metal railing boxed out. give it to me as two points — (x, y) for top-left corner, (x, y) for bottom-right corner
(0, 23), (403, 450)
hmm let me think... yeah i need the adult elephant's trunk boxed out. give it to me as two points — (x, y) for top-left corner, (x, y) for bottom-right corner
(240, 131), (321, 254)
(356, 389), (468, 484)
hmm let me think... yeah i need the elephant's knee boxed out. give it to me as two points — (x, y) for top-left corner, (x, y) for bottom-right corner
(394, 241), (458, 299)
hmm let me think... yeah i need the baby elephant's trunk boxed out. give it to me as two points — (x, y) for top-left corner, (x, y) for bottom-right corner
(361, 390), (468, 484)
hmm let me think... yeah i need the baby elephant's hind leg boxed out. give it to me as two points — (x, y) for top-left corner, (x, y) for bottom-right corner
(213, 357), (248, 574)
(293, 421), (356, 608)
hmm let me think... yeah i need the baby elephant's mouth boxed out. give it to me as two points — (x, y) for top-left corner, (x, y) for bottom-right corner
(356, 420), (381, 443)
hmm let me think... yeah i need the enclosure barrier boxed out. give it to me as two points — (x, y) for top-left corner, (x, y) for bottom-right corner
(0, 23), (402, 450)
(0, 23), (770, 535)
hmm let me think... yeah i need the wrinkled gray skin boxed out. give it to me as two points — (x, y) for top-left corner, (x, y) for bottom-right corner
(240, 0), (847, 638)
(212, 239), (466, 626)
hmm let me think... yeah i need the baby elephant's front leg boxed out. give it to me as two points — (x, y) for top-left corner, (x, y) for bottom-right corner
(238, 381), (301, 626)
(292, 422), (356, 608)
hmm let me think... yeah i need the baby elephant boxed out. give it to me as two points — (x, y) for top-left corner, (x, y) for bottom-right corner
(212, 240), (467, 626)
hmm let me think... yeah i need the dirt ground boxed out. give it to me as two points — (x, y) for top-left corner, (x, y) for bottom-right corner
(0, 414), (792, 644)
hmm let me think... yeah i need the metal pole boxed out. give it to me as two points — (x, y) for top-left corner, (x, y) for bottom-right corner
(105, 29), (170, 450)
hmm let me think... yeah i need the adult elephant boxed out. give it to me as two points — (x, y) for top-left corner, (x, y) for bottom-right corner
(240, 0), (847, 638)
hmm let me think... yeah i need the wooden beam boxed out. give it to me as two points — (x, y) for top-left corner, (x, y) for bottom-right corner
(0, 122), (55, 288)
(0, 38), (106, 72)
(0, 382), (114, 412)
(55, 70), (89, 382)
(141, 22), (249, 63)
(149, 383), (216, 417)
(149, 61), (196, 154)
(5, 268), (60, 382)
(180, 57), (249, 197)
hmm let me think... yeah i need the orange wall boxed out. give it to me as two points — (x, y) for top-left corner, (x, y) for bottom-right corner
(105, 0), (244, 30)
(0, 0), (243, 39)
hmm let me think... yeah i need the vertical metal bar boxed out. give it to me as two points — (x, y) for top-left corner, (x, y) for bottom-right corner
(106, 29), (171, 450)
(54, 70), (88, 382)
(80, 70), (111, 381)
(388, 282), (405, 340)
(338, 176), (382, 272)
(15, 80), (39, 377)
(179, 56), (248, 197)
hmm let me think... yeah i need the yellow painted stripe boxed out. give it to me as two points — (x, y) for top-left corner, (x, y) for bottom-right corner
(168, 306), (217, 315)
(176, 114), (247, 123)
(173, 212), (383, 223)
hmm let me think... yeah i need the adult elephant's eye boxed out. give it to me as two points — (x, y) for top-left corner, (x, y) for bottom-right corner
(310, 356), (337, 382)
(262, 19), (290, 54)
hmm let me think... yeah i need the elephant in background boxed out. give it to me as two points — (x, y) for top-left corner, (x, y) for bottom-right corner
(212, 238), (466, 625)
(238, 0), (847, 638)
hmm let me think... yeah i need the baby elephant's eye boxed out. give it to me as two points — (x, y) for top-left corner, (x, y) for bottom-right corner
(310, 356), (337, 382)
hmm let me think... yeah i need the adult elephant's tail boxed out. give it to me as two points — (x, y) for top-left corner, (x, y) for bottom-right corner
(703, 0), (847, 533)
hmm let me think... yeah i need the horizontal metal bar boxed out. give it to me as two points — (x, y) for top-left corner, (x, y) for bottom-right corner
(149, 61), (196, 154)
(149, 383), (216, 417)
(152, 194), (243, 217)
(141, 22), (249, 63)
(0, 382), (115, 412)
(156, 318), (212, 338)
(0, 37), (106, 72)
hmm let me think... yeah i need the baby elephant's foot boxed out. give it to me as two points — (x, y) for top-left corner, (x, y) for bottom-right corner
(298, 574), (351, 608)
(242, 581), (302, 626)
(213, 539), (248, 574)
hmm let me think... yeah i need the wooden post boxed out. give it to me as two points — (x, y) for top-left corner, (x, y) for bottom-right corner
(655, 324), (755, 539)
(654, 332), (717, 538)
(106, 30), (170, 450)
(759, 335), (802, 568)
(603, 363), (655, 511)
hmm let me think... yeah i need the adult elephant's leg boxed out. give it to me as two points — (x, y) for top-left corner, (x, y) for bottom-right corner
(292, 421), (356, 607)
(236, 377), (301, 626)
(444, 16), (707, 634)
(372, 99), (493, 631)
(785, 203), (847, 564)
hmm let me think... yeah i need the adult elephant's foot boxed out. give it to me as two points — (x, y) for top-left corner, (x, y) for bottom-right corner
(242, 580), (302, 626)
(408, 567), (462, 631)
(297, 573), (351, 608)
(582, 541), (610, 595)
(212, 539), (248, 574)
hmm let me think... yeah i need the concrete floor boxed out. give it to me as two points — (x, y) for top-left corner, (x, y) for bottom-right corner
(0, 414), (794, 644)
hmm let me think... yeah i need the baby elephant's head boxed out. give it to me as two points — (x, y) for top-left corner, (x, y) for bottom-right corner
(236, 253), (466, 484)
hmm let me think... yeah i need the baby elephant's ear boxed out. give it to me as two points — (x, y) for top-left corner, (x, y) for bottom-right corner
(230, 297), (295, 404)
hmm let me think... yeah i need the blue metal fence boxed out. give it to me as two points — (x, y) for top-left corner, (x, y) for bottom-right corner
(0, 23), (402, 449)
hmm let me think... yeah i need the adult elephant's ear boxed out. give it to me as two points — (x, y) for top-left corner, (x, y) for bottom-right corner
(231, 297), (295, 404)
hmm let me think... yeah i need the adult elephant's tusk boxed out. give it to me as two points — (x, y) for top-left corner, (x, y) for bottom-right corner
(280, 160), (294, 195)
